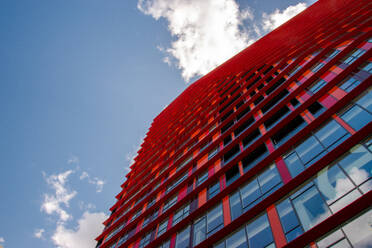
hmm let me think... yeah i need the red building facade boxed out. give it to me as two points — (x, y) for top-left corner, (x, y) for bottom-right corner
(96, 0), (372, 247)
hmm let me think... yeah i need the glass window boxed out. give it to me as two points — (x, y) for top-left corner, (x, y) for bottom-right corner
(338, 144), (372, 187)
(207, 204), (224, 236)
(340, 105), (372, 131)
(214, 241), (225, 248)
(246, 214), (275, 248)
(342, 49), (366, 65)
(193, 216), (206, 246)
(339, 76), (361, 92)
(242, 128), (260, 148)
(230, 164), (283, 219)
(224, 144), (240, 163)
(139, 232), (152, 248)
(314, 165), (355, 205)
(271, 115), (306, 147)
(163, 195), (177, 213)
(167, 173), (188, 193)
(317, 229), (348, 248)
(142, 216), (151, 228)
(230, 191), (242, 221)
(226, 165), (240, 186)
(226, 228), (248, 248)
(341, 209), (372, 247)
(295, 136), (325, 166)
(173, 204), (190, 226)
(209, 147), (220, 160)
(208, 181), (220, 199)
(175, 226), (190, 248)
(308, 101), (325, 118)
(311, 62), (325, 73)
(264, 106), (290, 129)
(356, 89), (372, 113)
(276, 199), (303, 242)
(326, 49), (340, 60)
(157, 219), (168, 237)
(314, 120), (350, 150)
(240, 179), (261, 210)
(158, 240), (171, 248)
(284, 152), (305, 177)
(291, 184), (331, 231)
(197, 171), (208, 185)
(242, 144), (268, 173)
(258, 164), (282, 196)
(361, 61), (372, 73)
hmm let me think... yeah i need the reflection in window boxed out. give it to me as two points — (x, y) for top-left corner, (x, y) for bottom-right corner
(175, 226), (190, 248)
(339, 76), (361, 92)
(214, 214), (274, 248)
(340, 105), (372, 131)
(215, 227), (248, 248)
(356, 89), (372, 113)
(194, 203), (224, 246)
(284, 119), (351, 177)
(197, 171), (208, 186)
(291, 184), (331, 231)
(338, 144), (372, 191)
(277, 141), (372, 239)
(207, 204), (224, 236)
(139, 232), (152, 248)
(230, 164), (282, 220)
(341, 209), (372, 247)
(193, 216), (206, 246)
(342, 48), (366, 65)
(208, 181), (220, 199)
(157, 218), (168, 237)
(316, 209), (372, 248)
(158, 239), (171, 248)
(173, 204), (190, 226)
(246, 214), (275, 248)
(276, 199), (303, 242)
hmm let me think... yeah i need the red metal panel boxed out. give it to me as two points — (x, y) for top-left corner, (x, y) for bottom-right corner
(267, 205), (287, 248)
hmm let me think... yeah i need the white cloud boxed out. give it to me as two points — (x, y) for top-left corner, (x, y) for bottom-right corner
(0, 237), (4, 243)
(51, 211), (108, 248)
(262, 2), (307, 32)
(138, 0), (255, 82)
(79, 171), (89, 180)
(41, 170), (77, 223)
(138, 0), (310, 82)
(34, 228), (45, 239)
(79, 171), (105, 193)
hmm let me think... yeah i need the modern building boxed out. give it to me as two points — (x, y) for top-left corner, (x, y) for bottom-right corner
(96, 0), (372, 247)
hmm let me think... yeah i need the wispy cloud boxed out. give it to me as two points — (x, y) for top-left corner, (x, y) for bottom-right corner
(138, 0), (309, 82)
(38, 164), (107, 248)
(67, 155), (79, 165)
(79, 171), (105, 193)
(0, 237), (4, 243)
(41, 170), (77, 223)
(34, 228), (45, 239)
(51, 211), (107, 248)
(78, 201), (96, 211)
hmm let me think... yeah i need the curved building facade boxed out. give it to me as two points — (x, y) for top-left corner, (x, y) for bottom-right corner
(96, 0), (372, 247)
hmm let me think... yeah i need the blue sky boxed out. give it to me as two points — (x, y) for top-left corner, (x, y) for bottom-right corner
(0, 0), (314, 247)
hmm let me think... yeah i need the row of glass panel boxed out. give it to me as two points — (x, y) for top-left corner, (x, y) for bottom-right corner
(214, 139), (371, 248)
